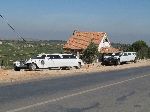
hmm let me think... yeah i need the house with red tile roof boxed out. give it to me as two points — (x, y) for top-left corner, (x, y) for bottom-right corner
(63, 31), (120, 53)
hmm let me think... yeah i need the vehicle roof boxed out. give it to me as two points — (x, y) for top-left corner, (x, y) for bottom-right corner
(38, 53), (75, 55)
(123, 52), (136, 53)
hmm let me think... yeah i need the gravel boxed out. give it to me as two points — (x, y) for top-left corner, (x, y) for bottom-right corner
(0, 60), (150, 84)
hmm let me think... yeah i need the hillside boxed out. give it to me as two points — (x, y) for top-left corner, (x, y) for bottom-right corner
(0, 40), (66, 68)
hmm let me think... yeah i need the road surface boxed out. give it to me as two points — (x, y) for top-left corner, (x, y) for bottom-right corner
(0, 66), (150, 112)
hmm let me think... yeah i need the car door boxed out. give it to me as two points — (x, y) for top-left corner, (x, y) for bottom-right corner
(127, 53), (132, 61)
(52, 55), (61, 67)
(46, 55), (55, 68)
(120, 53), (128, 62)
(35, 55), (46, 68)
(69, 54), (78, 67)
(62, 54), (78, 67)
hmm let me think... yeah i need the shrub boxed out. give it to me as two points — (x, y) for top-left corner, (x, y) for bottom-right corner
(82, 42), (99, 64)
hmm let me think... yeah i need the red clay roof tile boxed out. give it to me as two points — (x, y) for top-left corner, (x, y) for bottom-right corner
(64, 31), (106, 50)
(64, 31), (120, 53)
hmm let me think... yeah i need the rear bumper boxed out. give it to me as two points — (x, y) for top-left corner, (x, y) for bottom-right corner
(102, 60), (117, 65)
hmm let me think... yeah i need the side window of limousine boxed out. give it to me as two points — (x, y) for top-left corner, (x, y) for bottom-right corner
(41, 55), (46, 59)
(62, 55), (76, 59)
(53, 55), (61, 59)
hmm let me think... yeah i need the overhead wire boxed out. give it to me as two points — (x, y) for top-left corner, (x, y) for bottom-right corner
(0, 14), (26, 42)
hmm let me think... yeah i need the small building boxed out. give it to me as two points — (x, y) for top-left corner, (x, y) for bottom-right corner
(63, 31), (119, 54)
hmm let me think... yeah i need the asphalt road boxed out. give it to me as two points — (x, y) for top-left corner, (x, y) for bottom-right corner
(0, 66), (150, 112)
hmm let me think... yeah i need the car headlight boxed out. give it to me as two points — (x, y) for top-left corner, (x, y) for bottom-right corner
(14, 61), (20, 66)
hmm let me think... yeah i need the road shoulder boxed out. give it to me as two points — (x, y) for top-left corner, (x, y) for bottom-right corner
(0, 60), (150, 85)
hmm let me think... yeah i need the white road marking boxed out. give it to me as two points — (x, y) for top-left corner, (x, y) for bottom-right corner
(6, 74), (150, 112)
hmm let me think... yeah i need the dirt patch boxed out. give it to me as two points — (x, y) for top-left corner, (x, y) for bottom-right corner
(0, 60), (150, 85)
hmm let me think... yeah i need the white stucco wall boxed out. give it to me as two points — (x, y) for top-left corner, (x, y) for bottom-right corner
(98, 33), (111, 52)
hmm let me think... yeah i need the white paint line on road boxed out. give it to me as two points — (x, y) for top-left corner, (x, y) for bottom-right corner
(6, 74), (150, 112)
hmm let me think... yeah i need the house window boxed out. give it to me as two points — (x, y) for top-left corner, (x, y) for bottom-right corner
(103, 38), (109, 43)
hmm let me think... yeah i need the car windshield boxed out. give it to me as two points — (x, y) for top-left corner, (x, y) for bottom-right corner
(104, 53), (121, 57)
(104, 53), (113, 56)
(114, 53), (121, 56)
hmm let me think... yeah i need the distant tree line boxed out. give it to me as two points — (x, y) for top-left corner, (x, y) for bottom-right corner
(0, 40), (65, 68)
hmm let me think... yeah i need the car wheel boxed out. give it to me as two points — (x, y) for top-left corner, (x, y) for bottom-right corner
(75, 62), (81, 69)
(101, 62), (105, 66)
(134, 59), (137, 63)
(29, 63), (37, 71)
(14, 66), (20, 71)
(116, 59), (120, 65)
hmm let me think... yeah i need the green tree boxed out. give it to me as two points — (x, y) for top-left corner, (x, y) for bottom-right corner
(131, 40), (149, 59)
(132, 40), (148, 52)
(138, 47), (149, 59)
(82, 42), (99, 64)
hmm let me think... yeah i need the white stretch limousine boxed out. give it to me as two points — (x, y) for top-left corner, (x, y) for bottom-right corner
(13, 53), (84, 71)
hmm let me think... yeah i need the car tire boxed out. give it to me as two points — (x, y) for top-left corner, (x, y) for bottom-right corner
(29, 63), (37, 71)
(75, 62), (81, 69)
(14, 66), (20, 71)
(101, 62), (105, 66)
(116, 59), (120, 65)
(134, 59), (137, 63)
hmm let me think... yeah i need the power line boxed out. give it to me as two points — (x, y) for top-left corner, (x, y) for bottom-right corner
(0, 14), (26, 42)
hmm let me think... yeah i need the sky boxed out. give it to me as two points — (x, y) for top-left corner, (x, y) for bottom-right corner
(0, 0), (150, 44)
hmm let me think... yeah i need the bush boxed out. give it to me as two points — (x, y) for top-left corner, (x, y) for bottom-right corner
(131, 40), (149, 59)
(82, 42), (99, 64)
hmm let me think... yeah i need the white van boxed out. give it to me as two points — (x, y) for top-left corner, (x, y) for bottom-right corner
(119, 52), (137, 64)
(13, 53), (84, 71)
(102, 52), (137, 65)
